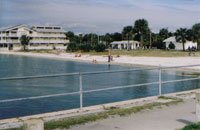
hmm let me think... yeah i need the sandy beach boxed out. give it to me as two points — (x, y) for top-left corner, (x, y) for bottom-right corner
(0, 51), (200, 70)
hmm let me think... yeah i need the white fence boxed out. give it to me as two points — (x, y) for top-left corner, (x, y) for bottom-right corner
(0, 65), (200, 109)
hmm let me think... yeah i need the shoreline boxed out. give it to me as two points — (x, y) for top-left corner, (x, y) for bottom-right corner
(0, 51), (200, 71)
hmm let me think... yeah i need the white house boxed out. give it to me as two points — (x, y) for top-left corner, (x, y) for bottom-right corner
(164, 36), (197, 50)
(111, 40), (140, 50)
(0, 24), (69, 50)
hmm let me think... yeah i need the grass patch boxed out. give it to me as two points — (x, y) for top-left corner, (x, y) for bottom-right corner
(16, 49), (200, 57)
(4, 128), (22, 130)
(81, 49), (200, 57)
(181, 123), (200, 130)
(176, 92), (195, 97)
(176, 93), (186, 96)
(158, 96), (179, 100)
(44, 113), (108, 130)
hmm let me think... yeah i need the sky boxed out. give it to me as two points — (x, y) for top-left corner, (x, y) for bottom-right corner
(0, 0), (200, 34)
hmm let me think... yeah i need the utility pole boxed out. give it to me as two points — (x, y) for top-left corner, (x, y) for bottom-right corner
(150, 31), (152, 49)
(91, 34), (92, 46)
(98, 35), (99, 44)
(79, 34), (82, 45)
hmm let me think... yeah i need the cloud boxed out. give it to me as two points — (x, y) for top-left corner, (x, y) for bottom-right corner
(0, 0), (200, 34)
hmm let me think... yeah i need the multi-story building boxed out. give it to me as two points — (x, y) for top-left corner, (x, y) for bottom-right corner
(0, 24), (69, 50)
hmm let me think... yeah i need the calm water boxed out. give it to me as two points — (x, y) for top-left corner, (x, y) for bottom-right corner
(0, 54), (199, 119)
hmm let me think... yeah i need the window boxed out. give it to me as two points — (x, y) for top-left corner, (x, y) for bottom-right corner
(10, 37), (18, 40)
(54, 27), (61, 30)
(45, 27), (52, 29)
(37, 27), (44, 29)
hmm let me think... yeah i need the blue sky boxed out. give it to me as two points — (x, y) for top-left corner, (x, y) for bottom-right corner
(1, 0), (200, 34)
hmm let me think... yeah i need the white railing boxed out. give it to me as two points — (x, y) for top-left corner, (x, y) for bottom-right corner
(0, 65), (199, 109)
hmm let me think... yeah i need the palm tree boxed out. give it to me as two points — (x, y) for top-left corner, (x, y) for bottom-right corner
(20, 35), (30, 51)
(133, 19), (149, 48)
(112, 32), (122, 41)
(79, 34), (83, 45)
(90, 33), (98, 46)
(104, 33), (112, 48)
(175, 28), (189, 51)
(192, 23), (200, 50)
(65, 31), (75, 42)
(159, 28), (169, 40)
(122, 26), (133, 50)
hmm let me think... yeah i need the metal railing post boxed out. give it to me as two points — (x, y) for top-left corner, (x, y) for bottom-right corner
(79, 74), (83, 109)
(159, 66), (162, 96)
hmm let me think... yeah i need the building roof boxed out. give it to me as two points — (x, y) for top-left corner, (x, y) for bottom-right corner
(111, 40), (139, 45)
(164, 36), (197, 48)
(31, 26), (67, 33)
(31, 29), (66, 33)
(0, 24), (27, 32)
(0, 24), (67, 33)
(0, 27), (9, 32)
(163, 36), (176, 43)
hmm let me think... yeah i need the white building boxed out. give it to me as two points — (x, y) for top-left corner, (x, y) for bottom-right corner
(0, 24), (69, 50)
(164, 36), (197, 50)
(111, 40), (140, 50)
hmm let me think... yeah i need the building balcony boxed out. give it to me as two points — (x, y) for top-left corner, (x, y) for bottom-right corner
(30, 40), (69, 44)
(30, 35), (66, 38)
(0, 34), (7, 37)
(5, 40), (20, 44)
(0, 34), (19, 37)
(0, 40), (20, 44)
(0, 39), (69, 44)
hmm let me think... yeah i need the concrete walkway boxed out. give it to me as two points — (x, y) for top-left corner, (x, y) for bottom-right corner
(69, 98), (196, 130)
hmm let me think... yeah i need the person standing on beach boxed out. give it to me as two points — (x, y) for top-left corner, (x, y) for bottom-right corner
(108, 50), (111, 63)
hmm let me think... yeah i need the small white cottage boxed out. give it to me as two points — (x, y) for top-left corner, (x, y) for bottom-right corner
(111, 40), (140, 50)
(164, 36), (197, 50)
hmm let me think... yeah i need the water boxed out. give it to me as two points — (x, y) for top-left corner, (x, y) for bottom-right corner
(0, 54), (199, 119)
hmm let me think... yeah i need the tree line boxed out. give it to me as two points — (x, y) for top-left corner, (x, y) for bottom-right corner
(66, 19), (200, 51)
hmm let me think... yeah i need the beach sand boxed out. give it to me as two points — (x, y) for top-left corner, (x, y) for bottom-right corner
(0, 51), (200, 70)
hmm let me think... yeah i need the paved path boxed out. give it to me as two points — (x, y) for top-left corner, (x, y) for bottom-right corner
(69, 98), (196, 130)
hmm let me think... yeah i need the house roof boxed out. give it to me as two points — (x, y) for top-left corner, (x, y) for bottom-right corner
(163, 36), (176, 42)
(111, 40), (139, 45)
(164, 36), (197, 46)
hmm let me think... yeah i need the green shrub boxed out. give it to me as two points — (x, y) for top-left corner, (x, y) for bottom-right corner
(152, 41), (166, 49)
(94, 43), (106, 52)
(182, 123), (200, 130)
(79, 43), (92, 52)
(67, 42), (78, 52)
(52, 44), (56, 50)
(168, 42), (175, 49)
